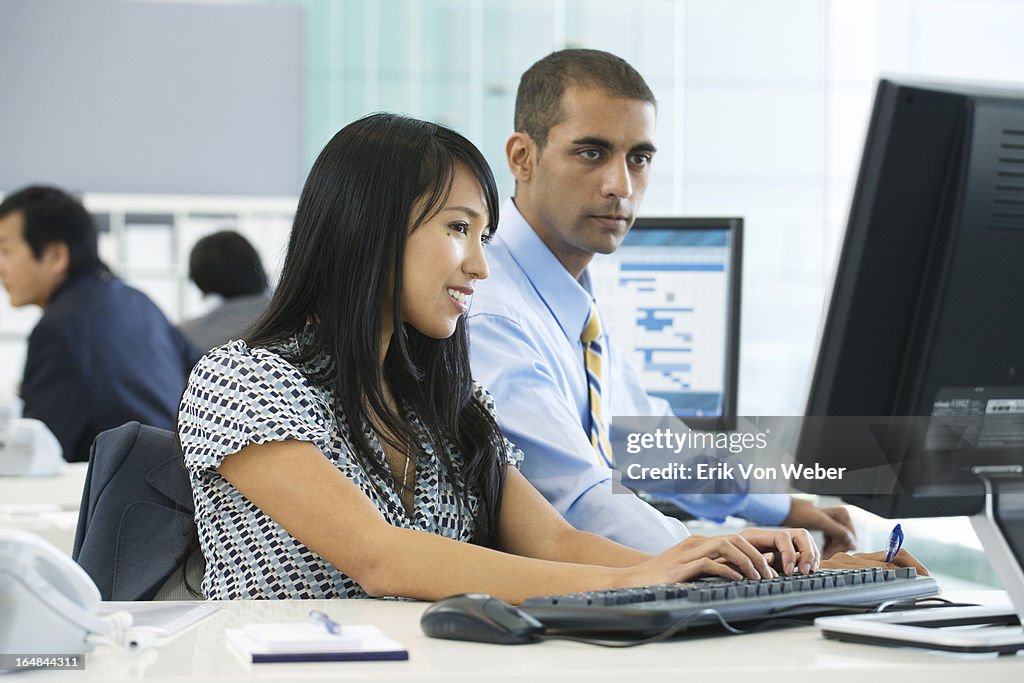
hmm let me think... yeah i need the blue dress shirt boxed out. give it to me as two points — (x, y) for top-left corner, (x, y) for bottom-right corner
(467, 199), (791, 553)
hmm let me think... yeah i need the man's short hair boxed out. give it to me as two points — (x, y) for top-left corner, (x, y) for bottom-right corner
(0, 185), (102, 277)
(514, 48), (656, 149)
(188, 230), (268, 299)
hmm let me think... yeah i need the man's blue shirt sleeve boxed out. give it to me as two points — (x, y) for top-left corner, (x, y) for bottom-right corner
(663, 492), (791, 525)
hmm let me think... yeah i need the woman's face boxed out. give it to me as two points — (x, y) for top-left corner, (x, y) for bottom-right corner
(400, 163), (491, 339)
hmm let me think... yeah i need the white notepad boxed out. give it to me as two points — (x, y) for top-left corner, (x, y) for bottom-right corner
(227, 624), (408, 663)
(242, 623), (361, 652)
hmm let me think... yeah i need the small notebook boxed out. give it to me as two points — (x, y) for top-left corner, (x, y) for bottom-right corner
(226, 623), (408, 664)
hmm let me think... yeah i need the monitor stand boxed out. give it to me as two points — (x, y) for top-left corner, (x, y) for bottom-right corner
(816, 467), (1024, 654)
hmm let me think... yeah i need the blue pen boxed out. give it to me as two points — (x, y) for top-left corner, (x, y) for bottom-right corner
(883, 523), (904, 562)
(309, 609), (342, 635)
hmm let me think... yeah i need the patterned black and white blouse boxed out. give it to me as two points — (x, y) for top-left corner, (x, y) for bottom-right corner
(178, 329), (522, 600)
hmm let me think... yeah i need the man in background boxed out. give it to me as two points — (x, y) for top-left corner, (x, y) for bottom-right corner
(179, 230), (271, 351)
(468, 49), (857, 556)
(0, 185), (200, 461)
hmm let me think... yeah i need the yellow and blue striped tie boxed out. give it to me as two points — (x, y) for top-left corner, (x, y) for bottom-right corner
(581, 301), (614, 467)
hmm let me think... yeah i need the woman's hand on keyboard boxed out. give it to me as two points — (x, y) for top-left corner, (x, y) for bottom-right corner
(819, 549), (930, 575)
(739, 527), (820, 576)
(620, 528), (818, 586)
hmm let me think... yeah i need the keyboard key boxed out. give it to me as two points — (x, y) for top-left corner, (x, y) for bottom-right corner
(557, 596), (592, 606)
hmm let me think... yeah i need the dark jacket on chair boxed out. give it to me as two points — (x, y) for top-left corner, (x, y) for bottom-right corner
(72, 422), (197, 601)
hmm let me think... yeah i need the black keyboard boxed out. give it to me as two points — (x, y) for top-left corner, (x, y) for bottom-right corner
(521, 568), (940, 637)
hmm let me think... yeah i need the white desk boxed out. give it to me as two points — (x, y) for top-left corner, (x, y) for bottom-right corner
(0, 463), (88, 509)
(18, 594), (1024, 682)
(0, 463), (87, 555)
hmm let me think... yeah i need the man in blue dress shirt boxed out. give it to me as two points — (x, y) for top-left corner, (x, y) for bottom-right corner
(0, 185), (201, 462)
(467, 49), (857, 555)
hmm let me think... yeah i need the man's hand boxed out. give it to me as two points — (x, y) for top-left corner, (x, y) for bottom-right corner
(821, 549), (929, 576)
(783, 498), (857, 559)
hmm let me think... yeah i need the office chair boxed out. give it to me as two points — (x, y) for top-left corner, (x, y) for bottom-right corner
(72, 422), (203, 600)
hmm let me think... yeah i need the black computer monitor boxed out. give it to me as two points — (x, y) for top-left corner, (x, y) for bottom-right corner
(796, 77), (1024, 519)
(589, 217), (742, 429)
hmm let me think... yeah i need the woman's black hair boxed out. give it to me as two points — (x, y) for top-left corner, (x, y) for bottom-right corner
(247, 113), (507, 548)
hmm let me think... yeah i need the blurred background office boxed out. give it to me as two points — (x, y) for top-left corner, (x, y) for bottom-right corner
(1, 0), (1021, 582)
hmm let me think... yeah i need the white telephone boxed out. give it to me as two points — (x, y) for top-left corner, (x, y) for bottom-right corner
(0, 398), (62, 477)
(0, 529), (111, 660)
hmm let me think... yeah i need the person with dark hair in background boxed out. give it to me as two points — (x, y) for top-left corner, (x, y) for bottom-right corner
(176, 113), (831, 602)
(179, 230), (271, 350)
(468, 49), (860, 558)
(0, 185), (201, 462)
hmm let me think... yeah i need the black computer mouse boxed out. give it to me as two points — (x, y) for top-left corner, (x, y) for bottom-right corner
(420, 593), (544, 645)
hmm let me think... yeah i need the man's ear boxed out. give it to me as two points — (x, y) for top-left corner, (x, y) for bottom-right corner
(506, 132), (537, 183)
(40, 241), (70, 278)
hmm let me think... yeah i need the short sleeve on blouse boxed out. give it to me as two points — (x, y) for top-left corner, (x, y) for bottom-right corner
(178, 341), (332, 472)
(471, 381), (524, 469)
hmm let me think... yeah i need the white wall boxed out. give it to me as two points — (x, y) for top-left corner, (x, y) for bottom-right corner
(0, 0), (303, 196)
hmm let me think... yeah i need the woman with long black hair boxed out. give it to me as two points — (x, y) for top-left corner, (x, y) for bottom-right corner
(177, 113), (826, 602)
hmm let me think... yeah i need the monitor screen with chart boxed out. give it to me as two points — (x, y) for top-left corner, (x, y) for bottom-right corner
(588, 217), (742, 424)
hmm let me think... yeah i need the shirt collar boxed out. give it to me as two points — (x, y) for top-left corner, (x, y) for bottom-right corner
(498, 197), (593, 342)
